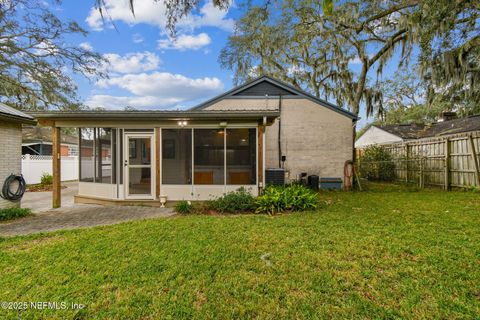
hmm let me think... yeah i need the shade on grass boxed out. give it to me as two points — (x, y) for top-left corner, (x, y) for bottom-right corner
(0, 183), (479, 319)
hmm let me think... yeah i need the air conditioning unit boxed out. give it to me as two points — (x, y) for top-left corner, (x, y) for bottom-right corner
(265, 168), (285, 186)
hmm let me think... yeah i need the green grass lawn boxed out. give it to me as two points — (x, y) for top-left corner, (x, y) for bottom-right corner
(0, 184), (479, 319)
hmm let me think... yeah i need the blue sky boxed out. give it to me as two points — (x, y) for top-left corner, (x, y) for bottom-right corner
(53, 0), (405, 128)
(54, 0), (241, 112)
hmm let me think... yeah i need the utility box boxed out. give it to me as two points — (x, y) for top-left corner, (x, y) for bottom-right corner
(307, 175), (319, 191)
(265, 168), (285, 186)
(320, 177), (343, 190)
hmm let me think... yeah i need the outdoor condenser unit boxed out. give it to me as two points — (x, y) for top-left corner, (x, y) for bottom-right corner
(265, 168), (285, 186)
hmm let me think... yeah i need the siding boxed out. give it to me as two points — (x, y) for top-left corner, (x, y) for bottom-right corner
(0, 121), (22, 208)
(355, 126), (404, 148)
(232, 81), (296, 96)
(204, 98), (280, 111)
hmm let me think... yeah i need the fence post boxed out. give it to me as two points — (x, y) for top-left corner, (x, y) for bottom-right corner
(405, 144), (409, 183)
(419, 157), (424, 188)
(444, 138), (451, 190)
(468, 135), (480, 187)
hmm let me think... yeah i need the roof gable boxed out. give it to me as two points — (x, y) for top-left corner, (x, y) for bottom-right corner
(232, 80), (297, 96)
(190, 75), (357, 120)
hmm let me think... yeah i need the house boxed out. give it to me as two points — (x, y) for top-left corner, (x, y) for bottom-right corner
(355, 112), (480, 148)
(0, 103), (37, 208)
(22, 126), (78, 156)
(30, 76), (357, 207)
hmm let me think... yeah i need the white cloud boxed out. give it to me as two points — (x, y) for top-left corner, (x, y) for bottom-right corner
(79, 42), (93, 51)
(85, 95), (183, 110)
(102, 51), (161, 74)
(34, 40), (59, 56)
(89, 72), (224, 109)
(158, 33), (211, 51)
(86, 0), (234, 32)
(132, 33), (144, 44)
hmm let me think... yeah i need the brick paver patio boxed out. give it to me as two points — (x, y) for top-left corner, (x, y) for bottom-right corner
(0, 204), (175, 237)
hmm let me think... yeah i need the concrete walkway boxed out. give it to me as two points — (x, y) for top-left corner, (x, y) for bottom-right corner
(22, 181), (78, 213)
(0, 182), (175, 237)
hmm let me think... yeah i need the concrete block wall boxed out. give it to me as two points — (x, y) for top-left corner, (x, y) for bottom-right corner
(204, 97), (354, 183)
(0, 121), (22, 208)
(265, 99), (353, 182)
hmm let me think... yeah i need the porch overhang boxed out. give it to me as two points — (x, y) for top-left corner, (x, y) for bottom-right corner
(29, 110), (279, 127)
(28, 109), (276, 209)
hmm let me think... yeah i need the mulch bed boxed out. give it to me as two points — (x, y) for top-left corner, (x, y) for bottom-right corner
(26, 184), (67, 192)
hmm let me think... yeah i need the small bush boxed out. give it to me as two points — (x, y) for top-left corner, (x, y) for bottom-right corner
(174, 200), (193, 214)
(208, 187), (256, 213)
(0, 207), (32, 221)
(359, 145), (396, 181)
(40, 172), (53, 185)
(256, 184), (319, 215)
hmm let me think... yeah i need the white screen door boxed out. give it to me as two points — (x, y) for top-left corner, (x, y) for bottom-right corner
(124, 133), (155, 199)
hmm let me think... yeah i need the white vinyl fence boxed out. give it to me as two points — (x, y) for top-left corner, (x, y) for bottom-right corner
(21, 154), (79, 184)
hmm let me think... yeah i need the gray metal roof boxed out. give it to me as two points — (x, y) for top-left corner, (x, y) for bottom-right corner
(29, 109), (279, 121)
(0, 103), (36, 124)
(189, 75), (358, 120)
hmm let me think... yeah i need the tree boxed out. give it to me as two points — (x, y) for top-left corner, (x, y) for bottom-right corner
(0, 0), (106, 111)
(415, 0), (480, 112)
(94, 0), (334, 34)
(375, 66), (436, 124)
(220, 0), (418, 119)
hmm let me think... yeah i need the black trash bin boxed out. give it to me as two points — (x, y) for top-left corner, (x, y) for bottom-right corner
(307, 175), (319, 191)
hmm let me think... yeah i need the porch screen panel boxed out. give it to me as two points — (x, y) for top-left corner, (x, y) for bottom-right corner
(162, 129), (192, 184)
(96, 128), (113, 183)
(79, 128), (95, 182)
(226, 129), (256, 185)
(194, 129), (225, 185)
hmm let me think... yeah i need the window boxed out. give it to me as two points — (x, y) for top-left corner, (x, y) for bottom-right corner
(79, 128), (115, 184)
(162, 129), (192, 184)
(194, 129), (225, 185)
(226, 129), (256, 184)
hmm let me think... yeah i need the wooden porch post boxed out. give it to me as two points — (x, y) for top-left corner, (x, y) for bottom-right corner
(258, 125), (264, 190)
(52, 126), (61, 208)
(155, 128), (161, 199)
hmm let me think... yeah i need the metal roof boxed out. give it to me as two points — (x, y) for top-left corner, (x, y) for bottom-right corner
(0, 103), (36, 125)
(29, 109), (279, 121)
(189, 75), (358, 120)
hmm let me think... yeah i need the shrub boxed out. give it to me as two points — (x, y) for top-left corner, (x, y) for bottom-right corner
(208, 187), (256, 213)
(174, 200), (193, 214)
(255, 184), (319, 215)
(40, 172), (53, 185)
(359, 145), (396, 181)
(0, 207), (32, 221)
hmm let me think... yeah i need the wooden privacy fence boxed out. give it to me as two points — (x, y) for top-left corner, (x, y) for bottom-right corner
(357, 131), (480, 189)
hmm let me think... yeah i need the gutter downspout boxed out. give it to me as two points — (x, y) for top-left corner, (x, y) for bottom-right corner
(278, 95), (282, 168)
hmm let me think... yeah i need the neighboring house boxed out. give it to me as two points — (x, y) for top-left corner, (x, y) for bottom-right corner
(0, 103), (36, 208)
(22, 126), (78, 156)
(356, 112), (480, 148)
(31, 76), (357, 206)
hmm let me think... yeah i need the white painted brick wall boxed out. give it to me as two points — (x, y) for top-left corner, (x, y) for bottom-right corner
(0, 121), (22, 208)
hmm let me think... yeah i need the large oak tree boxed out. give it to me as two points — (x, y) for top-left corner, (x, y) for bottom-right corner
(0, 0), (106, 110)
